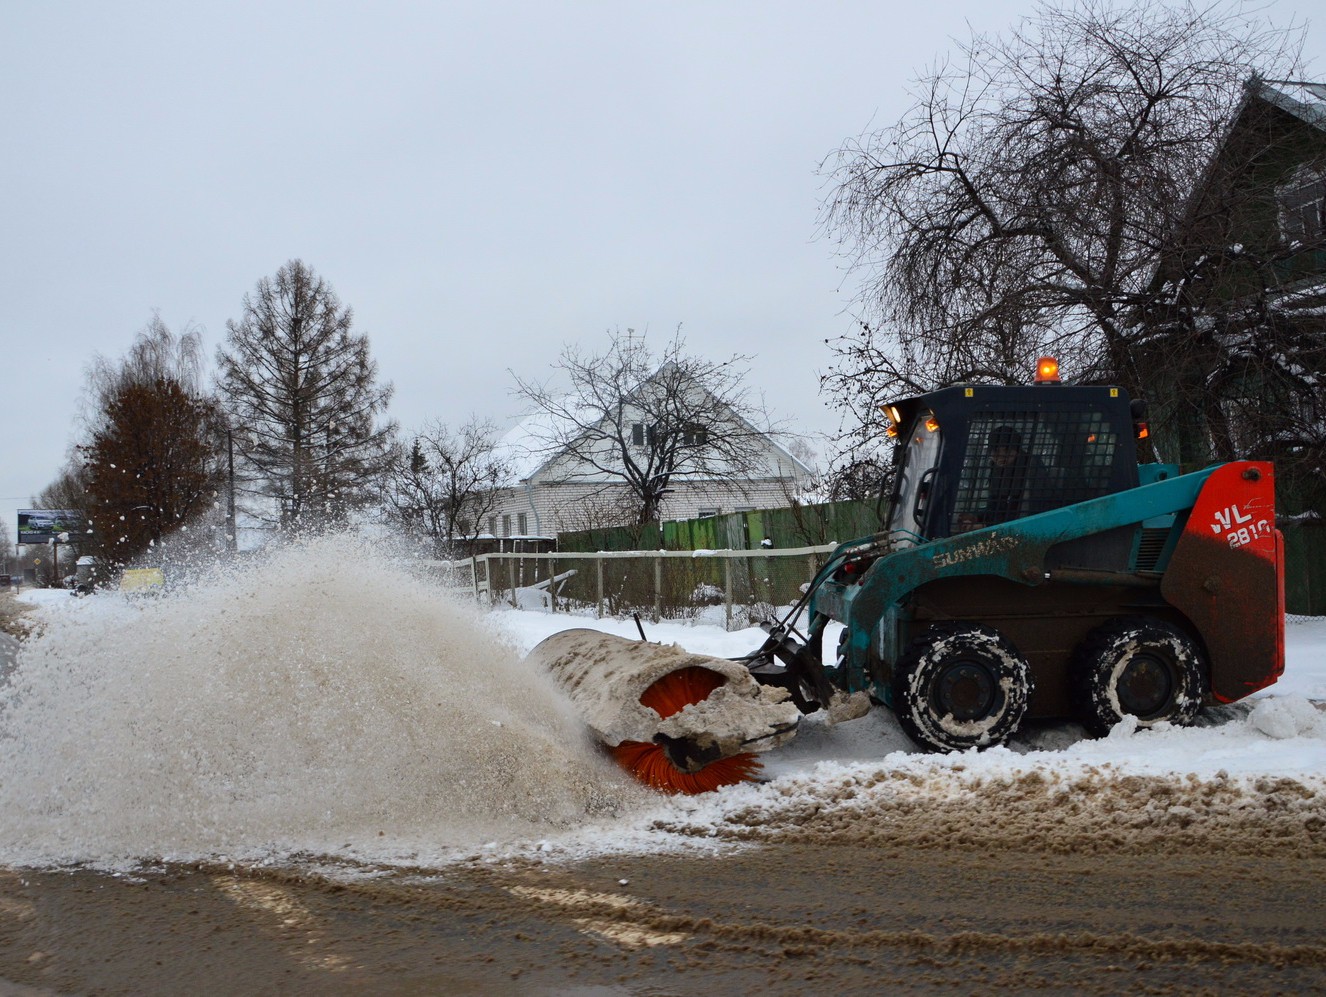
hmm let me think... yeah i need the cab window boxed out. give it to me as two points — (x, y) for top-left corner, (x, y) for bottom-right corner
(888, 416), (942, 547)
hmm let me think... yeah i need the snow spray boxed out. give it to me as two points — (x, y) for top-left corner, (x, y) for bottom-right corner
(0, 535), (643, 869)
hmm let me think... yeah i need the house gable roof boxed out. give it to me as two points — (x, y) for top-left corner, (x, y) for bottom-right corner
(1253, 79), (1326, 134)
(1145, 76), (1326, 303)
(494, 365), (812, 485)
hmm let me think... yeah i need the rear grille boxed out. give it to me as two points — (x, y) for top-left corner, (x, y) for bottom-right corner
(1134, 528), (1170, 572)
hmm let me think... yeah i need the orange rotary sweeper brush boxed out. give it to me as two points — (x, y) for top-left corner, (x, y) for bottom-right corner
(526, 629), (800, 795)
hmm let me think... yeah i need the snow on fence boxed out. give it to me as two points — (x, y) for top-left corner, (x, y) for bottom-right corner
(426, 544), (838, 629)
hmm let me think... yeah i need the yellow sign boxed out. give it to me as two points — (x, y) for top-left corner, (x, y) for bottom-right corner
(120, 568), (165, 592)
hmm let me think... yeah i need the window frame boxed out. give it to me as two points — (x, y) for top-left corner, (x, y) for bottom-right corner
(1277, 165), (1326, 246)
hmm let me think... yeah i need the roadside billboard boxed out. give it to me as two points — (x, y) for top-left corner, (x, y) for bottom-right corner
(17, 510), (85, 545)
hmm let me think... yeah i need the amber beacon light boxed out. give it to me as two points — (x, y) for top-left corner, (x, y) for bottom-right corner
(1034, 356), (1061, 383)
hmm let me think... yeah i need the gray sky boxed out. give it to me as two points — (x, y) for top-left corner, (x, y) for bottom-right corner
(2, 1), (1321, 544)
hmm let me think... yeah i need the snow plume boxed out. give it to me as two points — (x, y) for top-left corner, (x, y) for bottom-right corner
(0, 534), (643, 869)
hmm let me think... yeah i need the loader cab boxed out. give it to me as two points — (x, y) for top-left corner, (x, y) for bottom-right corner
(883, 382), (1140, 545)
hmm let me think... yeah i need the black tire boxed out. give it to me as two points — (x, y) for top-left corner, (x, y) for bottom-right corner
(891, 623), (1033, 752)
(1071, 617), (1204, 737)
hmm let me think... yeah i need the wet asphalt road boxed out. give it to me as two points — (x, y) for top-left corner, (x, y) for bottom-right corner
(2, 836), (1324, 996)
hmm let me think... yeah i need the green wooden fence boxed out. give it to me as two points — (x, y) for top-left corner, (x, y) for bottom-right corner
(555, 497), (1323, 615)
(1283, 519), (1325, 618)
(555, 499), (885, 555)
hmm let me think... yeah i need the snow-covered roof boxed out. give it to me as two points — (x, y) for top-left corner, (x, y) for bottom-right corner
(491, 407), (581, 482)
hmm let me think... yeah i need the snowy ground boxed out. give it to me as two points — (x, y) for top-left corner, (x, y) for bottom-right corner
(5, 551), (1325, 872)
(487, 602), (1326, 778)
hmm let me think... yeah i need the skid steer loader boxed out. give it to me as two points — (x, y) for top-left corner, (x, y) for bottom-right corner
(746, 357), (1285, 752)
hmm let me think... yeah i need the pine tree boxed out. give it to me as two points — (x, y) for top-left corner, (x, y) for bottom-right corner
(217, 260), (396, 530)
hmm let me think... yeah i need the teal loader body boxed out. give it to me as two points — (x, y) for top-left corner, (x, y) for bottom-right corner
(747, 377), (1284, 751)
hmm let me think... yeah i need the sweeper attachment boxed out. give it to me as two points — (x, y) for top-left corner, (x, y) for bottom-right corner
(527, 628), (799, 793)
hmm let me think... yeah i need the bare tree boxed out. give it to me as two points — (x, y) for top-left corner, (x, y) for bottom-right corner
(34, 463), (92, 532)
(512, 329), (776, 526)
(382, 418), (511, 554)
(1138, 83), (1326, 479)
(820, 0), (1303, 464)
(217, 260), (397, 531)
(548, 488), (645, 541)
(825, 454), (891, 503)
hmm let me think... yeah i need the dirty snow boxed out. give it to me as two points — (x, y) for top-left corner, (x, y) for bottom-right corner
(524, 627), (798, 755)
(2, 542), (1324, 871)
(486, 603), (1326, 863)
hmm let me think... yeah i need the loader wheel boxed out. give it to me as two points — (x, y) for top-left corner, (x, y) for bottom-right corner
(1071, 617), (1204, 737)
(892, 623), (1032, 753)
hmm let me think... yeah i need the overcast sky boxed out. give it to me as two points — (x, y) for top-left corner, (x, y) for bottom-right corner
(2, 1), (1321, 544)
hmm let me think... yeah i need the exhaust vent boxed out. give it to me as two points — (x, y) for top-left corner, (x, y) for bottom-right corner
(1134, 528), (1170, 572)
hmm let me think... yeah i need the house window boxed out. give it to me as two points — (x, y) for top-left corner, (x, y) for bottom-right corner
(697, 507), (720, 518)
(488, 516), (496, 536)
(1279, 167), (1326, 245)
(517, 513), (528, 535)
(633, 422), (706, 447)
(502, 514), (511, 536)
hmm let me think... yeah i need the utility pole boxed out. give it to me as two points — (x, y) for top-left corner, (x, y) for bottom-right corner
(227, 427), (237, 553)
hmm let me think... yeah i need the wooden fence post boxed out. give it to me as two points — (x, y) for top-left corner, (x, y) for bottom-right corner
(724, 557), (733, 630)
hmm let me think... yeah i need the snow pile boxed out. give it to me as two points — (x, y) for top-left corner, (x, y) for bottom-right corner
(1249, 695), (1324, 739)
(0, 537), (643, 869)
(644, 757), (1326, 860)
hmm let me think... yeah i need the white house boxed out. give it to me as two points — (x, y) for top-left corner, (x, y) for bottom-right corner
(486, 370), (814, 539)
